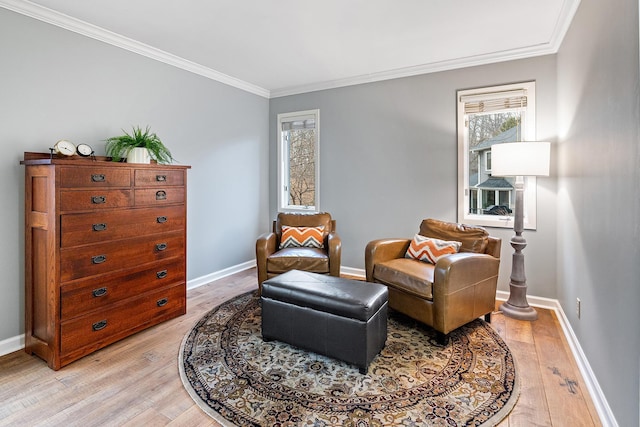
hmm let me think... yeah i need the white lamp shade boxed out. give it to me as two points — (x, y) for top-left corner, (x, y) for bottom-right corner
(491, 142), (550, 177)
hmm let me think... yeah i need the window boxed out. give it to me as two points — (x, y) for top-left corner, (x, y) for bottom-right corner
(457, 82), (538, 228)
(485, 151), (492, 172)
(277, 110), (320, 212)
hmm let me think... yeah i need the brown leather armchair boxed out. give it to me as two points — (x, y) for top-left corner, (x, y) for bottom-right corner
(256, 212), (341, 295)
(365, 218), (501, 344)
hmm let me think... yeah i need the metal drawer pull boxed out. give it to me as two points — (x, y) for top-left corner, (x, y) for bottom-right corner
(91, 174), (106, 182)
(156, 175), (167, 182)
(91, 195), (106, 204)
(92, 320), (107, 331)
(92, 223), (107, 231)
(156, 190), (167, 200)
(92, 254), (107, 264)
(156, 243), (167, 251)
(157, 216), (167, 223)
(92, 287), (107, 297)
(157, 298), (168, 307)
(157, 270), (168, 279)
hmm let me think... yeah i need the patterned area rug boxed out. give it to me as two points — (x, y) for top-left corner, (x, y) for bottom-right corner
(179, 291), (519, 426)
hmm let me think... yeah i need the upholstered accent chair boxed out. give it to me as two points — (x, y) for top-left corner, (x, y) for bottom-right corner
(256, 212), (341, 295)
(365, 218), (501, 344)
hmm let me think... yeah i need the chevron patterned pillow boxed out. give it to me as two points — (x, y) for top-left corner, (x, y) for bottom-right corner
(405, 234), (462, 264)
(280, 225), (325, 249)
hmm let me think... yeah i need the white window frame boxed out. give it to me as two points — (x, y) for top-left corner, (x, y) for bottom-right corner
(277, 109), (320, 212)
(457, 81), (539, 229)
(484, 151), (492, 173)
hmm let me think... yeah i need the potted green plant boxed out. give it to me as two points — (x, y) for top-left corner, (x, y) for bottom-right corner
(105, 126), (175, 164)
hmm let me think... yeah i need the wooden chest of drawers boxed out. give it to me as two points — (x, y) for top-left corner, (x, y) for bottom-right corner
(21, 152), (190, 370)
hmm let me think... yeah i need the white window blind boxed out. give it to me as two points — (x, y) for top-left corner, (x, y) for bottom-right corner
(281, 118), (316, 131)
(460, 89), (528, 114)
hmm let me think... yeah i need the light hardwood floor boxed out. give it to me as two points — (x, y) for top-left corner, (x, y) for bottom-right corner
(0, 268), (601, 426)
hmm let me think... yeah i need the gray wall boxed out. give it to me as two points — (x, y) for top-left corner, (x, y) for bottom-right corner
(557, 0), (640, 425)
(269, 56), (558, 299)
(3, 1), (638, 424)
(0, 9), (269, 343)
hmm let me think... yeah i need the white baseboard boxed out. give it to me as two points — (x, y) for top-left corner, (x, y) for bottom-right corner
(0, 262), (617, 426)
(496, 291), (616, 426)
(187, 260), (256, 290)
(340, 266), (365, 278)
(0, 334), (24, 356)
(551, 300), (618, 427)
(495, 290), (559, 310)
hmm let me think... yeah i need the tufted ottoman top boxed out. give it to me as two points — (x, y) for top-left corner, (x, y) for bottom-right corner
(261, 270), (388, 321)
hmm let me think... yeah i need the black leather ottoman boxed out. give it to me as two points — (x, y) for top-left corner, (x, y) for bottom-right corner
(261, 269), (388, 374)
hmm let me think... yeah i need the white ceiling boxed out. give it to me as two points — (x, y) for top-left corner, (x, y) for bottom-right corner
(3, 0), (580, 98)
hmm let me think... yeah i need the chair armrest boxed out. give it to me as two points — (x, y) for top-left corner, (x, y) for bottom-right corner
(433, 253), (500, 294)
(431, 253), (500, 333)
(365, 239), (411, 281)
(327, 232), (342, 277)
(256, 232), (277, 288)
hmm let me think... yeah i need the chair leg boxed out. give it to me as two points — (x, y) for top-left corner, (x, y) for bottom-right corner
(435, 331), (449, 346)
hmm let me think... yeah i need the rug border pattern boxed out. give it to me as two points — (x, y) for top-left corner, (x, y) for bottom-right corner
(179, 291), (520, 426)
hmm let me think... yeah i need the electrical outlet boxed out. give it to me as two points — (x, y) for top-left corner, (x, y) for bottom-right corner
(576, 298), (581, 319)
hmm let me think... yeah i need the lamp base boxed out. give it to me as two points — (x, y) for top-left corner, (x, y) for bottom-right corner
(500, 301), (538, 321)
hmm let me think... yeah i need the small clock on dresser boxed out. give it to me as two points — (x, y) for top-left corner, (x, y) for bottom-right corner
(53, 139), (76, 156)
(76, 143), (94, 157)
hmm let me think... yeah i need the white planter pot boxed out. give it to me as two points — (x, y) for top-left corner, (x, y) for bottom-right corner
(127, 147), (151, 164)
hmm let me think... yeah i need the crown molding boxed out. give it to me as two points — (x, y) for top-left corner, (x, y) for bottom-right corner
(2, 0), (580, 99)
(269, 44), (555, 98)
(548, 0), (582, 52)
(270, 0), (581, 98)
(0, 0), (271, 98)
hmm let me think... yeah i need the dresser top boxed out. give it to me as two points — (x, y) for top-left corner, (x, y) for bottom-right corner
(20, 152), (191, 169)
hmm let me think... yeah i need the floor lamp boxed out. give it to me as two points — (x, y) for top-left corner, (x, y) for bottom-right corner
(491, 142), (550, 321)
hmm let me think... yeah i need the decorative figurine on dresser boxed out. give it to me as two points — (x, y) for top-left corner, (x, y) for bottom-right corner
(21, 146), (190, 370)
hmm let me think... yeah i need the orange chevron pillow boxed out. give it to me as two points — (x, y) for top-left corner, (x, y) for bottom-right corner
(405, 234), (461, 264)
(280, 225), (325, 249)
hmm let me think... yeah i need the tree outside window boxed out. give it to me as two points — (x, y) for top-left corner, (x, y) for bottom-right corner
(286, 128), (316, 206)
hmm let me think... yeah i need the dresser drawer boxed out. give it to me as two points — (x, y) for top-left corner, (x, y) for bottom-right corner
(135, 169), (184, 187)
(135, 187), (185, 206)
(60, 232), (185, 281)
(59, 167), (131, 188)
(61, 205), (186, 247)
(60, 283), (185, 355)
(60, 189), (132, 212)
(61, 258), (185, 319)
